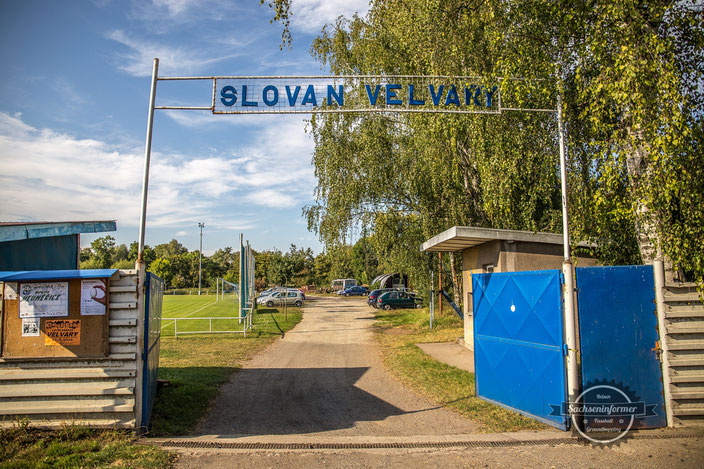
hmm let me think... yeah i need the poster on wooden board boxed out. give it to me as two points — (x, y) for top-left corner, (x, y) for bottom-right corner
(80, 279), (106, 315)
(19, 282), (69, 318)
(1, 277), (110, 359)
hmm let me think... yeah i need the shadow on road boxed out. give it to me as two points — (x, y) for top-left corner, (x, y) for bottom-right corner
(197, 367), (406, 436)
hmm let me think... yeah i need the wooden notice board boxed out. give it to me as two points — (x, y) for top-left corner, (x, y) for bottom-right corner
(1, 278), (110, 359)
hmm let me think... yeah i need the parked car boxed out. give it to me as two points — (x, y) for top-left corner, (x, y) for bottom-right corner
(258, 287), (303, 300)
(256, 290), (305, 307)
(339, 285), (368, 297)
(376, 290), (423, 310)
(367, 288), (394, 307)
(368, 288), (413, 308)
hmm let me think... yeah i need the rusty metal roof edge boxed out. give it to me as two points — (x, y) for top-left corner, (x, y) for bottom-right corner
(0, 221), (117, 243)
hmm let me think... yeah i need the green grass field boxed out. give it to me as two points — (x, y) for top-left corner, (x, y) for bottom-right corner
(161, 293), (243, 337)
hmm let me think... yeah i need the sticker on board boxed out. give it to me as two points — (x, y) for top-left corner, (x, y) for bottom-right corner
(21, 318), (41, 337)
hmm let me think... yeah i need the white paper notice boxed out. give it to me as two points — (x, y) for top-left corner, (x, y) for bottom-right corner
(19, 282), (69, 318)
(4, 282), (18, 300)
(81, 279), (107, 315)
(22, 318), (41, 337)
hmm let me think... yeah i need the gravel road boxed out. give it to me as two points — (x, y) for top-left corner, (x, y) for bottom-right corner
(169, 295), (704, 468)
(193, 295), (480, 437)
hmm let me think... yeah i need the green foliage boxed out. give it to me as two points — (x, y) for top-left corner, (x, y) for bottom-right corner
(303, 0), (704, 290)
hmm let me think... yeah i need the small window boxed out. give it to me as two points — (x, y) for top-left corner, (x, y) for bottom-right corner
(483, 264), (495, 273)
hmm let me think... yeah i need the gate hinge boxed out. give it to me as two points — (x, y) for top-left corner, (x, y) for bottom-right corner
(563, 344), (569, 356)
(559, 273), (565, 285)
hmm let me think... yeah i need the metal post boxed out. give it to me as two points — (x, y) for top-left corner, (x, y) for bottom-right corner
(239, 234), (243, 323)
(137, 58), (159, 265)
(198, 222), (204, 295)
(430, 271), (434, 330)
(557, 93), (580, 408)
(654, 260), (674, 427)
(438, 252), (443, 316)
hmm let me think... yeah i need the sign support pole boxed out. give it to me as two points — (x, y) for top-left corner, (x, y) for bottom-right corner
(557, 93), (580, 410)
(137, 58), (159, 265)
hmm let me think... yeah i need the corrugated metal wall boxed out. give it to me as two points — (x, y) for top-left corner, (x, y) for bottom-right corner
(0, 270), (139, 428)
(661, 282), (704, 426)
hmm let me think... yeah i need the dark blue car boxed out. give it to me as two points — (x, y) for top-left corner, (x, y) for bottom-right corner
(341, 285), (369, 297)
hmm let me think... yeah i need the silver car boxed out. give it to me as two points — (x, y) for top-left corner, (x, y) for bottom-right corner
(257, 290), (304, 307)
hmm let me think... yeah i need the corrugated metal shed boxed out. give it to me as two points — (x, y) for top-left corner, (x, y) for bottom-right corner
(0, 269), (141, 428)
(0, 221), (117, 271)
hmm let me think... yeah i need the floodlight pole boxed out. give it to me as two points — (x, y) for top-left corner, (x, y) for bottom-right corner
(198, 222), (204, 295)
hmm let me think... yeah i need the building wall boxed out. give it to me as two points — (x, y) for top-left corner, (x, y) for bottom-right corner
(0, 270), (140, 428)
(0, 235), (79, 270)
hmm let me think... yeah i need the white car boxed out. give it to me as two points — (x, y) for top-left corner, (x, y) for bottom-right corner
(256, 290), (304, 307)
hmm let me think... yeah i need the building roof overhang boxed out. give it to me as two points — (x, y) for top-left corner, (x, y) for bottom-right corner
(421, 226), (585, 252)
(0, 221), (117, 243)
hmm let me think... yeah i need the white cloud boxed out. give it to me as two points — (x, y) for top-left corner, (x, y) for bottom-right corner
(0, 112), (315, 229)
(107, 30), (242, 77)
(290, 0), (371, 33)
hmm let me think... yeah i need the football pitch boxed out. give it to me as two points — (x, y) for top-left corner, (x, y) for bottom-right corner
(161, 294), (242, 336)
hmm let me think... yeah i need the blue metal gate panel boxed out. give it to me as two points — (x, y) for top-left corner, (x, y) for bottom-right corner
(142, 272), (164, 429)
(576, 265), (666, 428)
(473, 270), (568, 429)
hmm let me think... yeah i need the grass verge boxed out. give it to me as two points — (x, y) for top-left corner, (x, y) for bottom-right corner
(0, 421), (174, 468)
(374, 307), (545, 433)
(149, 307), (302, 436)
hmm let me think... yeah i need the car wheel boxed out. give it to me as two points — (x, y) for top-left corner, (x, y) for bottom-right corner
(345, 292), (350, 297)
(266, 300), (273, 307)
(295, 300), (302, 307)
(383, 304), (392, 311)
(415, 303), (422, 309)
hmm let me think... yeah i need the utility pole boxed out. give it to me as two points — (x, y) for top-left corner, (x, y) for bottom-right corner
(198, 222), (204, 295)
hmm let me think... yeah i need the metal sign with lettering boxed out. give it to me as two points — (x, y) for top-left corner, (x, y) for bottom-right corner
(212, 76), (500, 114)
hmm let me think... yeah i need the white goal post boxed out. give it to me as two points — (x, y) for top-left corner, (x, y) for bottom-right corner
(216, 278), (239, 301)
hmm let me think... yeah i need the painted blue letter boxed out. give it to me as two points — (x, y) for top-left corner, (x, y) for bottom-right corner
(301, 85), (317, 106)
(220, 85), (237, 106)
(485, 86), (498, 107)
(286, 85), (301, 106)
(409, 84), (424, 105)
(365, 84), (381, 105)
(386, 84), (402, 105)
(429, 85), (444, 105)
(465, 86), (481, 106)
(445, 85), (460, 106)
(263, 85), (279, 106)
(327, 85), (344, 106)
(242, 86), (257, 106)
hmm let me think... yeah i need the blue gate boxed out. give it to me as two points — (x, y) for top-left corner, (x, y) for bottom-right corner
(141, 272), (164, 429)
(576, 265), (666, 428)
(473, 270), (568, 429)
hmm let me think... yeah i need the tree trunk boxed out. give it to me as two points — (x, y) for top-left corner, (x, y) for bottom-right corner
(625, 140), (678, 281)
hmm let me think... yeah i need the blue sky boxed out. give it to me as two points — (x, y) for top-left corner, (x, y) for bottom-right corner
(0, 0), (370, 255)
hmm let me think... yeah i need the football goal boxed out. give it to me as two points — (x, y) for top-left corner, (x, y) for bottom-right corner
(216, 278), (239, 301)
